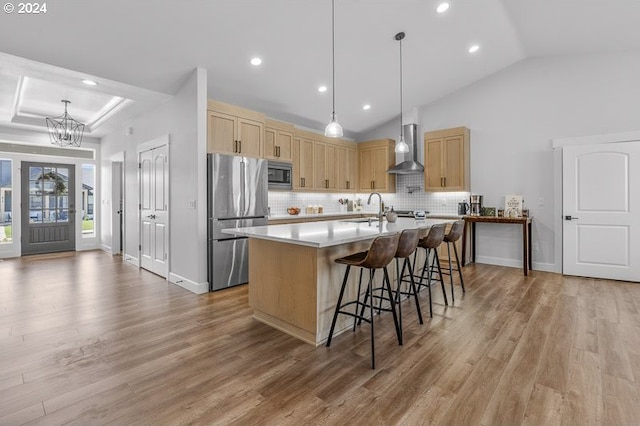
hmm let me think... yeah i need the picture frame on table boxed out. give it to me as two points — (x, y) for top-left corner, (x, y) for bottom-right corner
(480, 206), (496, 217)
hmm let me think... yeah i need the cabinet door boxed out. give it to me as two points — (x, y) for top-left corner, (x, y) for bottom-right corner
(372, 146), (390, 191)
(277, 130), (293, 162)
(314, 142), (326, 190)
(237, 118), (263, 158)
(358, 148), (373, 191)
(443, 135), (465, 190)
(325, 144), (337, 191)
(346, 148), (357, 191)
(294, 138), (314, 189)
(337, 146), (357, 191)
(424, 138), (444, 190)
(264, 127), (277, 160)
(208, 111), (236, 154)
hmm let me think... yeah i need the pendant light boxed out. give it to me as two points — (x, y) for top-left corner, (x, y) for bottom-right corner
(324, 0), (343, 138)
(395, 32), (409, 154)
(46, 100), (85, 148)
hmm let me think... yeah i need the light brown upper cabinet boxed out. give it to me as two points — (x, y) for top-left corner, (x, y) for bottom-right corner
(313, 140), (339, 191)
(264, 120), (294, 162)
(293, 131), (315, 190)
(336, 145), (357, 191)
(357, 139), (396, 193)
(423, 127), (470, 192)
(207, 100), (264, 158)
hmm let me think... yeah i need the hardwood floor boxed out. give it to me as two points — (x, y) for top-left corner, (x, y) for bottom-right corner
(1, 250), (639, 425)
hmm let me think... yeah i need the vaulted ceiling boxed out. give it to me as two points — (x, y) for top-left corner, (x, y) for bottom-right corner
(0, 0), (638, 140)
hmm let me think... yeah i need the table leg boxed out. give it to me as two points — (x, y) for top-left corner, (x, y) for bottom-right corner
(522, 221), (528, 276)
(528, 221), (533, 271)
(461, 220), (468, 267)
(471, 222), (476, 263)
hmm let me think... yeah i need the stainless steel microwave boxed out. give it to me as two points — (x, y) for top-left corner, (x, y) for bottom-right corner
(267, 161), (293, 190)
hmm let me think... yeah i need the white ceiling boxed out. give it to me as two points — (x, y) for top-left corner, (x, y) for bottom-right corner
(0, 0), (638, 140)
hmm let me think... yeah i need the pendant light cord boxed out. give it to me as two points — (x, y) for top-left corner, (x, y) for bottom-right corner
(399, 35), (403, 139)
(331, 0), (336, 116)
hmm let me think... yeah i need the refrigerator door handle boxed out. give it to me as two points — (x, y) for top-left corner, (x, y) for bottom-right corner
(240, 159), (246, 215)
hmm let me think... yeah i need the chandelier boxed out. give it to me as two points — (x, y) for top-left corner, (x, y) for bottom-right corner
(46, 100), (85, 147)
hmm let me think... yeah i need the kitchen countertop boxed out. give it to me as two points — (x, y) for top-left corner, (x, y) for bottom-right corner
(223, 217), (455, 248)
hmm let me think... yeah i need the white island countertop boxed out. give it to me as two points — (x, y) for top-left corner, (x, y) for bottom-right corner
(223, 217), (455, 248)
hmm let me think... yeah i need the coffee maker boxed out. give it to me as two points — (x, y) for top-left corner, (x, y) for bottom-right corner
(470, 195), (483, 216)
(457, 200), (469, 216)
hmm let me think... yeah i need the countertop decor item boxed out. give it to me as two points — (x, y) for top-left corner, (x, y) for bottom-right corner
(287, 207), (301, 215)
(46, 100), (85, 147)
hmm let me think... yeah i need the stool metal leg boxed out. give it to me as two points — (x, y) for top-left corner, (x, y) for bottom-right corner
(353, 268), (364, 331)
(406, 258), (423, 324)
(433, 250), (448, 306)
(327, 265), (351, 347)
(395, 258), (402, 341)
(447, 242), (455, 302)
(453, 241), (465, 292)
(367, 269), (375, 369)
(417, 248), (433, 318)
(383, 266), (402, 346)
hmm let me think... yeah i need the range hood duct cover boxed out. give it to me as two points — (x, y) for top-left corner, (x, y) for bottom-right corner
(387, 123), (424, 174)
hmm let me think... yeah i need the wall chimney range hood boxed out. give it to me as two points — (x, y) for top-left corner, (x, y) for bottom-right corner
(387, 123), (424, 174)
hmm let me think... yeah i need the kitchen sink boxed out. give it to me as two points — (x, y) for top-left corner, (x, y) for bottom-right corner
(339, 217), (380, 223)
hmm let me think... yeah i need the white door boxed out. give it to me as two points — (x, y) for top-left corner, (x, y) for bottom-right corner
(562, 141), (639, 281)
(140, 145), (168, 277)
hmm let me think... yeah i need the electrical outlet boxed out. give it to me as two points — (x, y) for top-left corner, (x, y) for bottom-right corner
(532, 242), (539, 251)
(537, 197), (544, 206)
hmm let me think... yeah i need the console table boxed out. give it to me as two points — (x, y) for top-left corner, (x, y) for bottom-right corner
(462, 216), (533, 276)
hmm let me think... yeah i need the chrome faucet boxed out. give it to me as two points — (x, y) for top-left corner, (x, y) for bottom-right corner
(367, 192), (384, 225)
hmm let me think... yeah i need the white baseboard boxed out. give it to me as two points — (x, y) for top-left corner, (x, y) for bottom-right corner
(100, 244), (112, 254)
(124, 255), (139, 267)
(475, 255), (559, 273)
(169, 272), (209, 294)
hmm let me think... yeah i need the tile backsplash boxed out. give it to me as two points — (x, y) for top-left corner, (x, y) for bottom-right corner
(268, 174), (469, 216)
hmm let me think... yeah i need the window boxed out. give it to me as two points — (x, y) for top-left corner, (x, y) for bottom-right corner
(81, 164), (95, 237)
(0, 159), (12, 243)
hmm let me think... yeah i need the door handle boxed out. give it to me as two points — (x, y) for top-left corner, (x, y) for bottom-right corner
(564, 215), (579, 221)
(325, 179), (329, 188)
(148, 214), (156, 219)
(238, 140), (242, 153)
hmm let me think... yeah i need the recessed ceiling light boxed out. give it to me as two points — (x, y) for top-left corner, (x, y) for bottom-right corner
(318, 86), (328, 93)
(250, 57), (262, 66)
(82, 79), (98, 86)
(436, 2), (450, 13)
(468, 44), (480, 53)
(363, 104), (371, 110)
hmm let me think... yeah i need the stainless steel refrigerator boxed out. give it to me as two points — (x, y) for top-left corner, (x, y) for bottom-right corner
(207, 153), (269, 291)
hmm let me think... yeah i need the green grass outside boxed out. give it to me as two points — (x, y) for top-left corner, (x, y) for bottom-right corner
(2, 225), (11, 240)
(82, 220), (94, 232)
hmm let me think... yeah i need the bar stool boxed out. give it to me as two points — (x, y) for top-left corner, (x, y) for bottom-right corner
(326, 233), (401, 369)
(440, 220), (466, 302)
(414, 223), (448, 317)
(392, 229), (423, 340)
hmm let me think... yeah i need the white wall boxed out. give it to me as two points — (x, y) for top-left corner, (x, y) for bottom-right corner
(100, 68), (209, 293)
(363, 51), (640, 272)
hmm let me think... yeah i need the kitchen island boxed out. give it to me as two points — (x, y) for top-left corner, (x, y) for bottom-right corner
(224, 217), (453, 346)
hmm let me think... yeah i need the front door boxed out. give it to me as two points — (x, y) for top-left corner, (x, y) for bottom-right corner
(139, 145), (168, 277)
(21, 162), (75, 255)
(562, 141), (640, 281)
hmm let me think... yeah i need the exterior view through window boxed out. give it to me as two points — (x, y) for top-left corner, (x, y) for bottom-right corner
(82, 164), (95, 237)
(0, 159), (11, 243)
